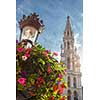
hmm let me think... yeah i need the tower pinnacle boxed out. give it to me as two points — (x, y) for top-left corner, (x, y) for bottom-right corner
(67, 16), (70, 19)
(65, 16), (72, 33)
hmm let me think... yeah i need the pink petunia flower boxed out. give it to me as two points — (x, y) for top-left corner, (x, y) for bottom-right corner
(46, 50), (51, 54)
(43, 51), (48, 56)
(64, 69), (67, 72)
(17, 47), (24, 53)
(47, 67), (52, 74)
(26, 48), (32, 53)
(58, 74), (63, 79)
(18, 77), (26, 86)
(25, 53), (30, 58)
(53, 52), (58, 56)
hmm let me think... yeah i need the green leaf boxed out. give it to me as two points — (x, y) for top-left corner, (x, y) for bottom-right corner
(17, 84), (24, 91)
(38, 58), (45, 65)
(30, 79), (35, 85)
(26, 82), (31, 88)
(16, 66), (21, 72)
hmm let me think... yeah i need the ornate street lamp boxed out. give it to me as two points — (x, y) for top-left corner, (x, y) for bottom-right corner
(17, 13), (45, 100)
(19, 12), (45, 46)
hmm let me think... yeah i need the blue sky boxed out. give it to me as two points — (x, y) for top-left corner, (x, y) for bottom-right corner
(16, 0), (83, 54)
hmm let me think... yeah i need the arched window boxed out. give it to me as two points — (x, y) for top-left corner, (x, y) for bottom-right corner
(64, 42), (66, 48)
(67, 57), (70, 62)
(67, 41), (70, 49)
(73, 77), (77, 88)
(68, 76), (70, 87)
(67, 57), (70, 69)
(74, 91), (78, 100)
(67, 90), (71, 100)
(67, 31), (69, 36)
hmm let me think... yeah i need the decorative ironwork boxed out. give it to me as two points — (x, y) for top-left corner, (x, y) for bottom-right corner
(19, 12), (45, 33)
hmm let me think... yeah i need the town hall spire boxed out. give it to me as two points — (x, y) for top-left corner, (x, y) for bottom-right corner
(61, 16), (82, 100)
(61, 16), (74, 70)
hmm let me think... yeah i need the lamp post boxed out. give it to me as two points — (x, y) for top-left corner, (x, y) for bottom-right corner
(17, 13), (45, 100)
(19, 12), (45, 46)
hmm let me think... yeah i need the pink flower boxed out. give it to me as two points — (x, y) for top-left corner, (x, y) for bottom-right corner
(43, 51), (48, 56)
(58, 74), (63, 79)
(47, 67), (51, 74)
(46, 50), (51, 54)
(47, 63), (51, 66)
(26, 48), (32, 53)
(17, 47), (24, 53)
(18, 78), (26, 86)
(25, 53), (30, 58)
(53, 52), (58, 56)
(23, 48), (31, 59)
(64, 69), (67, 72)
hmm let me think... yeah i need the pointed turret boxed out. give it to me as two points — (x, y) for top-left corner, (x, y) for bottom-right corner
(62, 16), (75, 70)
(65, 16), (71, 31)
(61, 16), (83, 100)
(64, 16), (73, 36)
(63, 16), (74, 48)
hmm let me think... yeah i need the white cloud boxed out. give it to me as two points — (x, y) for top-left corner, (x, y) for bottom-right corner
(74, 33), (83, 65)
(74, 33), (81, 48)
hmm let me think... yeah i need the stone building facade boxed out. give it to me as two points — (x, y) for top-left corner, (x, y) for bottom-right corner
(61, 16), (83, 100)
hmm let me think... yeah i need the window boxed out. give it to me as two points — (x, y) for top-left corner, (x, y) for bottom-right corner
(67, 90), (71, 100)
(68, 90), (71, 95)
(64, 42), (66, 48)
(67, 57), (70, 69)
(68, 76), (70, 87)
(73, 77), (76, 88)
(74, 91), (78, 100)
(67, 57), (70, 63)
(67, 31), (69, 36)
(67, 41), (70, 49)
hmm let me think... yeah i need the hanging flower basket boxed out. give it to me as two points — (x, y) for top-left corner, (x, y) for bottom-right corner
(16, 40), (67, 100)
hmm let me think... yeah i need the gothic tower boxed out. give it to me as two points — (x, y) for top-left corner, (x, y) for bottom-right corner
(61, 16), (83, 100)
